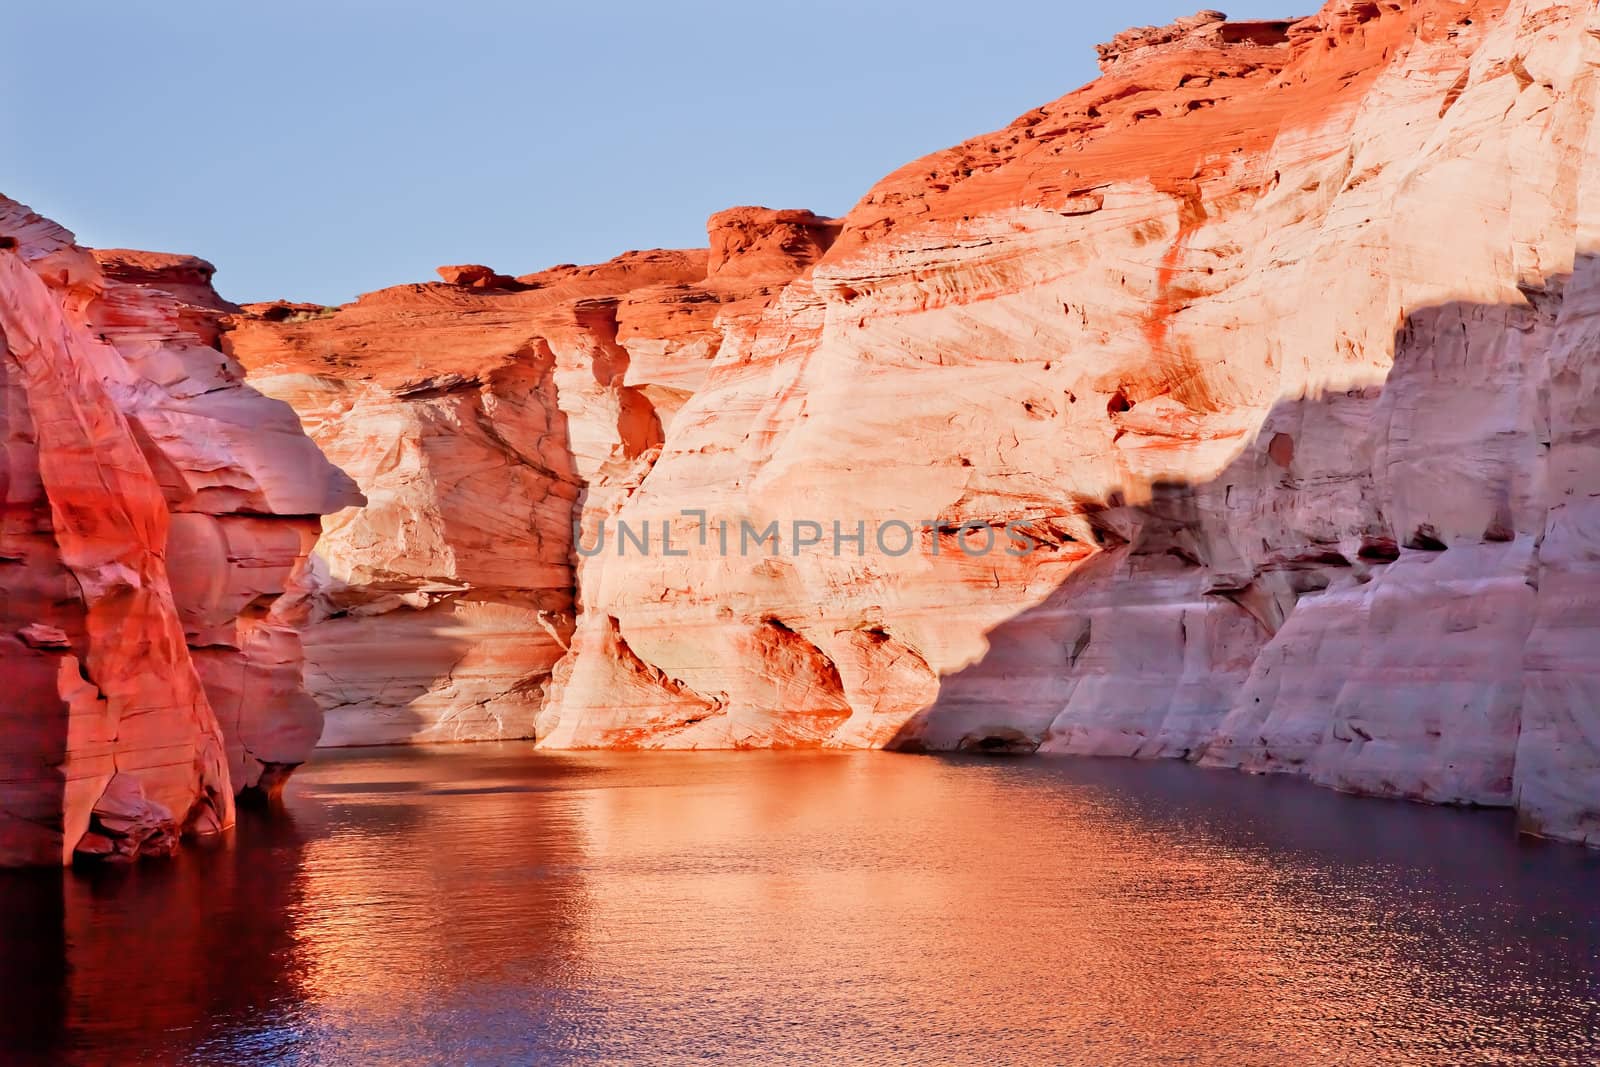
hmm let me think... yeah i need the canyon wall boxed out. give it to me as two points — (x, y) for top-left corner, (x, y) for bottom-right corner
(0, 200), (357, 864)
(217, 0), (1598, 847)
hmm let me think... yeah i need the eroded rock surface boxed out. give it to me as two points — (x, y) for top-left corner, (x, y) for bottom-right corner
(0, 200), (358, 863)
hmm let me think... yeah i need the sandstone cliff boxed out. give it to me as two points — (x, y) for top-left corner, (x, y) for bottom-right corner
(0, 199), (357, 863)
(224, 0), (1600, 845)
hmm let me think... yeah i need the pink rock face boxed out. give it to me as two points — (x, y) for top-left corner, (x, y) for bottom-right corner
(228, 0), (1600, 845)
(0, 198), (357, 864)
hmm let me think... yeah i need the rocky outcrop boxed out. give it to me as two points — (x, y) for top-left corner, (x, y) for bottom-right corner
(0, 199), (357, 864)
(1094, 10), (1295, 73)
(226, 0), (1600, 845)
(436, 264), (524, 291)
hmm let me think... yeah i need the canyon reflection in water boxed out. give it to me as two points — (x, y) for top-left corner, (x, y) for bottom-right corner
(2, 747), (1598, 1065)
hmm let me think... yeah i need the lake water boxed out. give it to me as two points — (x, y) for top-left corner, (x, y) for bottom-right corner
(2, 746), (1598, 1065)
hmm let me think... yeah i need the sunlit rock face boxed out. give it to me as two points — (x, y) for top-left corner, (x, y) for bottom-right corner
(541, 0), (1600, 845)
(0, 200), (357, 864)
(234, 0), (1599, 844)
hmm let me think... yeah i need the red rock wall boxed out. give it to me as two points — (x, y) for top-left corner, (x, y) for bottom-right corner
(0, 200), (357, 864)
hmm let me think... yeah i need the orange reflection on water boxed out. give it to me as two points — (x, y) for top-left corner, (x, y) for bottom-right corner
(3, 746), (1597, 1065)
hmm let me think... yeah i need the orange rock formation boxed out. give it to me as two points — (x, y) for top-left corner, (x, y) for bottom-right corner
(0, 200), (358, 863)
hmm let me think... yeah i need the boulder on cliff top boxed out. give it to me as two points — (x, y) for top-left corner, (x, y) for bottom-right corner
(437, 263), (524, 290)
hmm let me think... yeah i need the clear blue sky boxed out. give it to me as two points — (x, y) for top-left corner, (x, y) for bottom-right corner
(4, 1), (1296, 305)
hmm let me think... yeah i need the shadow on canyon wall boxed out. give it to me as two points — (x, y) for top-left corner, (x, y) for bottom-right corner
(885, 266), (1578, 791)
(0, 344), (82, 864)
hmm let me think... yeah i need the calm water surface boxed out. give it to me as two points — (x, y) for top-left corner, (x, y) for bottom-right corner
(2, 746), (1598, 1065)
